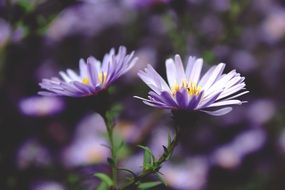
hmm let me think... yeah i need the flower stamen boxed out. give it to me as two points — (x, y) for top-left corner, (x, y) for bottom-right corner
(98, 72), (107, 83)
(82, 78), (90, 85)
(171, 81), (201, 96)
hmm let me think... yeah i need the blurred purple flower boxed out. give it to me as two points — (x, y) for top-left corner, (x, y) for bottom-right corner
(160, 157), (209, 190)
(212, 129), (265, 169)
(125, 47), (157, 80)
(0, 19), (11, 47)
(247, 99), (276, 125)
(74, 113), (107, 138)
(19, 96), (64, 116)
(211, 0), (230, 12)
(39, 46), (137, 97)
(278, 129), (285, 154)
(123, 0), (171, 8)
(17, 139), (52, 169)
(47, 0), (129, 40)
(31, 181), (65, 190)
(261, 8), (285, 43)
(62, 112), (109, 167)
(231, 50), (257, 74)
(135, 54), (248, 116)
(62, 137), (109, 167)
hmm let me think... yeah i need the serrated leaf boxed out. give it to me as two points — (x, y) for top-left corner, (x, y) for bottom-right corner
(138, 145), (155, 170)
(94, 173), (113, 187)
(167, 132), (172, 147)
(138, 181), (162, 189)
(162, 145), (168, 154)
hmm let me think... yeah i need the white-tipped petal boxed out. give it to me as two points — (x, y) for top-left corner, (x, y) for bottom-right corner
(166, 58), (177, 88)
(207, 100), (242, 108)
(174, 54), (186, 84)
(189, 58), (203, 84)
(59, 71), (72, 82)
(202, 63), (226, 90)
(201, 107), (233, 116)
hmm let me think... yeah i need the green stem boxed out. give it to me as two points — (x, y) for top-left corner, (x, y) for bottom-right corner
(119, 126), (180, 190)
(106, 120), (118, 189)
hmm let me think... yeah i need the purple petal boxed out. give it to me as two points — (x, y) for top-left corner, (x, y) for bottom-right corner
(175, 89), (188, 108)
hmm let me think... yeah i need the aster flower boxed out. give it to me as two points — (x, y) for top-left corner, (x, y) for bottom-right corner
(39, 46), (137, 97)
(135, 54), (248, 116)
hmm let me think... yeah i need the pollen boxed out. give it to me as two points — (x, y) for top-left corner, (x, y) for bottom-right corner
(171, 81), (201, 96)
(171, 84), (180, 95)
(82, 77), (90, 85)
(187, 82), (201, 96)
(98, 72), (107, 83)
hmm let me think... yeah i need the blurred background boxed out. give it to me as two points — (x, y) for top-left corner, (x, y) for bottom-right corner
(1, 0), (285, 189)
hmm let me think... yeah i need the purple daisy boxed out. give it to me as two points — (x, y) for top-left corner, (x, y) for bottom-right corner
(135, 54), (248, 116)
(39, 46), (137, 97)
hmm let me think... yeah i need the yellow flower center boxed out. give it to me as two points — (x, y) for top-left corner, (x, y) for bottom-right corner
(81, 72), (107, 85)
(171, 81), (202, 96)
(98, 72), (107, 83)
(82, 78), (90, 85)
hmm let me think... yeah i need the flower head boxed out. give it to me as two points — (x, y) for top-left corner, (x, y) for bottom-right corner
(39, 46), (137, 97)
(135, 54), (248, 116)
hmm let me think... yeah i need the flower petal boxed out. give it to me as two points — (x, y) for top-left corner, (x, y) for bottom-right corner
(201, 107), (233, 116)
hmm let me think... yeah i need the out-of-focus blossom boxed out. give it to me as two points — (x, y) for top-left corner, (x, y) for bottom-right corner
(17, 140), (52, 169)
(252, 0), (274, 13)
(148, 127), (174, 158)
(212, 129), (265, 169)
(213, 45), (231, 60)
(62, 113), (109, 167)
(32, 181), (65, 190)
(240, 27), (261, 50)
(123, 0), (171, 8)
(114, 121), (139, 143)
(0, 19), (11, 47)
(120, 153), (143, 173)
(278, 129), (285, 154)
(161, 158), (209, 190)
(126, 47), (156, 80)
(232, 129), (265, 155)
(247, 99), (276, 124)
(36, 59), (59, 81)
(74, 113), (106, 139)
(62, 137), (109, 167)
(211, 0), (230, 12)
(231, 50), (257, 74)
(19, 96), (64, 116)
(39, 46), (137, 97)
(47, 0), (129, 40)
(136, 54), (248, 116)
(212, 145), (241, 169)
(262, 8), (285, 43)
(199, 15), (224, 40)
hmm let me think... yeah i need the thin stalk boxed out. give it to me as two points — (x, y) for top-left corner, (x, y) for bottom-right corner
(119, 126), (180, 190)
(106, 119), (118, 189)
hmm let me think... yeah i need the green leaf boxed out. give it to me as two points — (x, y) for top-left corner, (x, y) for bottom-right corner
(94, 173), (113, 187)
(96, 182), (108, 190)
(138, 145), (155, 170)
(167, 132), (172, 147)
(162, 145), (168, 154)
(17, 0), (35, 12)
(138, 181), (162, 189)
